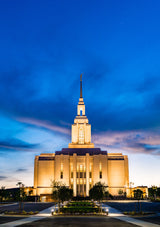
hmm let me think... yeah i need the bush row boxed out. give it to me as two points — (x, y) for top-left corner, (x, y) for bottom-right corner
(60, 207), (99, 214)
(5, 210), (39, 215)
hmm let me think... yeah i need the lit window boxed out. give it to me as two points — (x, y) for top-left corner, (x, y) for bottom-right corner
(60, 163), (63, 179)
(79, 127), (84, 144)
(99, 171), (102, 179)
(99, 162), (102, 178)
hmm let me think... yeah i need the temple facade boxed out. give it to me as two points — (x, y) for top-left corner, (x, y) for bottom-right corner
(33, 75), (129, 201)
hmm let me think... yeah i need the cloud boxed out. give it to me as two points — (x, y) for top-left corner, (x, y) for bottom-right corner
(18, 117), (70, 135)
(0, 138), (39, 151)
(0, 41), (160, 135)
(93, 130), (160, 155)
(16, 168), (28, 172)
(0, 176), (7, 181)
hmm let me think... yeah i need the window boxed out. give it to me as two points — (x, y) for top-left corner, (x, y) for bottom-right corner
(60, 162), (63, 179)
(84, 172), (86, 178)
(80, 172), (83, 178)
(76, 172), (79, 178)
(71, 172), (73, 178)
(99, 162), (102, 178)
(80, 109), (83, 116)
(80, 184), (83, 194)
(89, 172), (92, 178)
(79, 127), (84, 144)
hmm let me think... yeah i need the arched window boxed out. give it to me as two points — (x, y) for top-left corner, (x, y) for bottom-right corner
(80, 109), (83, 116)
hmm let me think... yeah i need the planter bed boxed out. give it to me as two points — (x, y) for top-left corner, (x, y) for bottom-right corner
(58, 201), (104, 215)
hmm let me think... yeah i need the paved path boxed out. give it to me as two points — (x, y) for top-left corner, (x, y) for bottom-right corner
(19, 216), (138, 227)
(0, 204), (56, 226)
(0, 203), (160, 226)
(102, 203), (160, 227)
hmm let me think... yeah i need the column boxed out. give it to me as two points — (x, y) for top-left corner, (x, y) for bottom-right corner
(73, 153), (77, 196)
(86, 153), (90, 196)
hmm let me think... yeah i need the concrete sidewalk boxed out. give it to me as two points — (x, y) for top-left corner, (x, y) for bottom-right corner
(1, 203), (160, 227)
(0, 204), (56, 227)
(102, 203), (160, 227)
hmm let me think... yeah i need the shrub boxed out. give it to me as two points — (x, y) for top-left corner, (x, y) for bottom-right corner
(131, 211), (135, 215)
(28, 211), (34, 215)
(22, 210), (27, 215)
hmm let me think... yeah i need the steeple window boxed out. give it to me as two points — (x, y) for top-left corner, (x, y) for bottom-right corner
(60, 163), (63, 179)
(79, 127), (84, 144)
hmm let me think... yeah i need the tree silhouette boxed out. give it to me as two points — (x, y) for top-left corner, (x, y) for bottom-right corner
(133, 189), (143, 212)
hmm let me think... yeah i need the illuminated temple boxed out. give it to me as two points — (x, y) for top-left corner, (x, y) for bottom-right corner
(33, 75), (129, 201)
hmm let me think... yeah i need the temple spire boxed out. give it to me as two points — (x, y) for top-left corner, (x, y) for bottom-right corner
(80, 74), (83, 98)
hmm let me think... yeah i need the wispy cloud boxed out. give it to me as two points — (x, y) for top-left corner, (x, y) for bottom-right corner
(18, 117), (70, 135)
(16, 168), (28, 172)
(0, 176), (7, 181)
(0, 138), (39, 151)
(93, 130), (160, 155)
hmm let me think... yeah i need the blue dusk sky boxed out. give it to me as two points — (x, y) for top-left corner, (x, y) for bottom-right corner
(0, 0), (160, 188)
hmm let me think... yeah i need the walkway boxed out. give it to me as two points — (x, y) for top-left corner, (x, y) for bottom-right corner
(0, 203), (159, 226)
(0, 204), (56, 227)
(102, 203), (160, 227)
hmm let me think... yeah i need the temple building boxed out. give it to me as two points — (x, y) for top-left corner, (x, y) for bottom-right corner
(33, 75), (129, 201)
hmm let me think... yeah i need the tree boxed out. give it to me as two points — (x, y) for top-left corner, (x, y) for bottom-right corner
(149, 186), (157, 200)
(16, 182), (26, 212)
(0, 186), (7, 202)
(118, 189), (123, 197)
(89, 182), (106, 212)
(133, 189), (143, 212)
(52, 181), (73, 212)
(104, 190), (110, 199)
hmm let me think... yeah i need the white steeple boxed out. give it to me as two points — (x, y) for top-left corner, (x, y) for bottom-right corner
(68, 74), (94, 148)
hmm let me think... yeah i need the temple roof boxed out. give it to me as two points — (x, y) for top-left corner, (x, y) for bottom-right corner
(55, 148), (107, 156)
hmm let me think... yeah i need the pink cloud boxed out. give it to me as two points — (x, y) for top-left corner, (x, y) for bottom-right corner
(17, 117), (70, 135)
(92, 130), (160, 155)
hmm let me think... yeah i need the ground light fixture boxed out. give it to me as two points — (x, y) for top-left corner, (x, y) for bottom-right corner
(106, 208), (109, 216)
(51, 208), (54, 216)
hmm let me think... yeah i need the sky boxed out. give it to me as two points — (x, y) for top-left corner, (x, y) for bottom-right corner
(0, 0), (160, 189)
